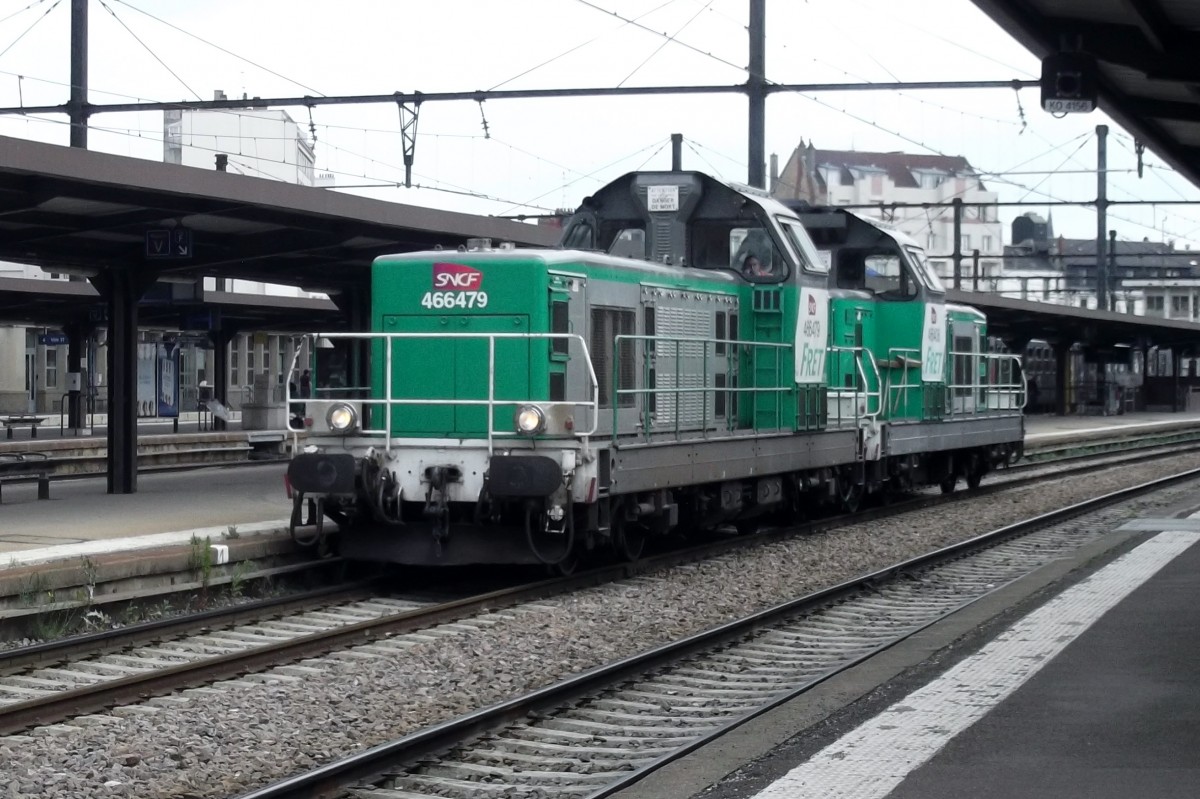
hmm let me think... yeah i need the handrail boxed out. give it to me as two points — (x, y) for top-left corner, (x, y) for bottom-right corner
(883, 347), (923, 418)
(613, 334), (791, 439)
(827, 345), (882, 424)
(287, 331), (599, 455)
(944, 348), (1025, 417)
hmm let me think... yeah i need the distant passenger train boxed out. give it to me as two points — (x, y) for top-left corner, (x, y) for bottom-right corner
(283, 171), (1025, 567)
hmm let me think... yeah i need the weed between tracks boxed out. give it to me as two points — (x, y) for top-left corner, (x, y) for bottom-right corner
(9, 547), (284, 645)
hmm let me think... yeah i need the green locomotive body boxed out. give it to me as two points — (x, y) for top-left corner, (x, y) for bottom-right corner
(286, 172), (1023, 565)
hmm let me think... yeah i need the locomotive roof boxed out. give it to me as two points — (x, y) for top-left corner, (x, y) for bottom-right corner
(372, 246), (743, 284)
(572, 170), (798, 221)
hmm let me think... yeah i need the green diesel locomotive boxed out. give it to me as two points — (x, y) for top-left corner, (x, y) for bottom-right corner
(285, 171), (1024, 566)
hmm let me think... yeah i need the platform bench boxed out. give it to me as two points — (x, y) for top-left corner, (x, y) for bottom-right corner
(0, 453), (51, 503)
(1, 415), (48, 439)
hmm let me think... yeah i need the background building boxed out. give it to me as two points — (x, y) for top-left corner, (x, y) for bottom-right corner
(771, 140), (1004, 284)
(1003, 211), (1195, 317)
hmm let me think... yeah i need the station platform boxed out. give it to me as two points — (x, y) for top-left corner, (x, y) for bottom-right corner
(614, 472), (1200, 799)
(0, 462), (292, 563)
(1023, 409), (1200, 448)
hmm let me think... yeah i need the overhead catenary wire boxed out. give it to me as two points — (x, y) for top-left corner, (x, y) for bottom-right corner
(97, 0), (201, 102)
(0, 0), (53, 29)
(0, 0), (58, 63)
(2, 1), (1198, 245)
(110, 0), (326, 98)
(489, 0), (682, 91)
(617, 0), (715, 88)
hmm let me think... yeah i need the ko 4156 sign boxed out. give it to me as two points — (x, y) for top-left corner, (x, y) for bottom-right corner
(422, 263), (489, 309)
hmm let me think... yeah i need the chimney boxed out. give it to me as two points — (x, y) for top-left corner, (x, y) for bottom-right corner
(214, 90), (226, 101)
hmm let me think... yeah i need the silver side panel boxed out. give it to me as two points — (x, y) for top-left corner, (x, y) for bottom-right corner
(608, 429), (859, 493)
(885, 415), (1024, 456)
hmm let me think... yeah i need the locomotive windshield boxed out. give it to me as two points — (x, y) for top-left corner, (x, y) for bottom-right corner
(778, 217), (828, 274)
(905, 246), (945, 292)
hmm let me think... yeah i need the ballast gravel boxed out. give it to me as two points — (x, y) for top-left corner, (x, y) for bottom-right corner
(3, 454), (1200, 799)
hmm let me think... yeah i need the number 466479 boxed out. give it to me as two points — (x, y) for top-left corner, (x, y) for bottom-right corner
(420, 291), (489, 309)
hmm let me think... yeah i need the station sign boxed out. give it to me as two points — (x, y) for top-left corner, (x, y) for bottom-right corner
(145, 227), (193, 258)
(38, 332), (68, 346)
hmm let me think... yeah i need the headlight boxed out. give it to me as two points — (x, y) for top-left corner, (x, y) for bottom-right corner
(326, 403), (359, 433)
(514, 404), (546, 435)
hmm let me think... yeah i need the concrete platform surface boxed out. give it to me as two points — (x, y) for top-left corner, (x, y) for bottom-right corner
(0, 463), (290, 559)
(1024, 410), (1200, 443)
(678, 520), (1200, 799)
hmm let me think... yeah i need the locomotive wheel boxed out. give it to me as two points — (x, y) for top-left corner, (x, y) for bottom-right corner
(548, 549), (579, 576)
(966, 454), (986, 490)
(525, 504), (576, 570)
(612, 507), (647, 562)
(939, 473), (957, 494)
(838, 475), (863, 513)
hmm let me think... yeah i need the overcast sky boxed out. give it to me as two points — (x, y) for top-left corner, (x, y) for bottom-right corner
(0, 0), (1197, 253)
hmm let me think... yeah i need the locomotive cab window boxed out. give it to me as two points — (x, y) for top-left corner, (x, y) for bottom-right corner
(778, 217), (827, 274)
(731, 227), (787, 283)
(905, 246), (945, 292)
(561, 220), (596, 250)
(609, 229), (646, 259)
(863, 253), (918, 300)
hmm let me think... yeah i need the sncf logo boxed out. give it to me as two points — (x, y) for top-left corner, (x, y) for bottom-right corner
(931, 307), (938, 323)
(807, 295), (817, 315)
(432, 263), (483, 290)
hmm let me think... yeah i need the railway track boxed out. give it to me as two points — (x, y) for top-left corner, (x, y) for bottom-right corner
(234, 466), (1200, 799)
(0, 446), (1193, 742)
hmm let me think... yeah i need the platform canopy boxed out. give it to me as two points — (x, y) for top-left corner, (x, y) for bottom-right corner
(972, 0), (1200, 190)
(0, 134), (555, 298)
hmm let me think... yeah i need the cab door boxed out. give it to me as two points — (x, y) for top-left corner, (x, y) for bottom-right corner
(382, 314), (530, 437)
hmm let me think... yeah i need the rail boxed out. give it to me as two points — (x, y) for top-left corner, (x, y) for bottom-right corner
(233, 466), (1200, 799)
(286, 331), (599, 455)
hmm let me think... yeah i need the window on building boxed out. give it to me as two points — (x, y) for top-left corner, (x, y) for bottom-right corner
(1173, 295), (1189, 316)
(1147, 296), (1165, 315)
(870, 174), (883, 195)
(960, 235), (971, 252)
(230, 345), (240, 385)
(247, 348), (256, 376)
(45, 348), (57, 389)
(982, 236), (993, 252)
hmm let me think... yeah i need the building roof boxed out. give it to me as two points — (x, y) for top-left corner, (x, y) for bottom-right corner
(1004, 236), (1197, 272)
(772, 141), (983, 202)
(810, 149), (976, 188)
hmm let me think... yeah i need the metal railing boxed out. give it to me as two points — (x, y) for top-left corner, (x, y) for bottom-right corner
(287, 332), (599, 455)
(946, 351), (1026, 415)
(827, 344), (883, 425)
(614, 334), (882, 439)
(882, 346), (1025, 420)
(614, 334), (792, 438)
